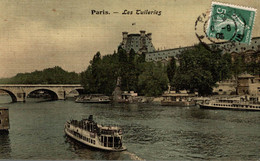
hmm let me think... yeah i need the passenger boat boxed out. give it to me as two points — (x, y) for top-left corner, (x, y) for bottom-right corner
(64, 115), (127, 151)
(199, 97), (260, 111)
(75, 94), (110, 103)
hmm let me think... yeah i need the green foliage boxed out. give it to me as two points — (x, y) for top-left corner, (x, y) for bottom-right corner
(167, 57), (177, 82)
(80, 47), (168, 96)
(80, 52), (119, 95)
(231, 56), (245, 78)
(171, 43), (232, 95)
(138, 62), (169, 96)
(0, 66), (80, 84)
(246, 61), (260, 75)
(230, 52), (260, 76)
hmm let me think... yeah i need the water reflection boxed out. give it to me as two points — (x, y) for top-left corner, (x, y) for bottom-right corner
(0, 132), (11, 159)
(177, 130), (223, 160)
(0, 95), (12, 104)
(0, 96), (259, 160)
(188, 107), (211, 120)
(64, 135), (126, 160)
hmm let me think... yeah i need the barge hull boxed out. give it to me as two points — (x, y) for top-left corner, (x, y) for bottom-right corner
(199, 104), (260, 111)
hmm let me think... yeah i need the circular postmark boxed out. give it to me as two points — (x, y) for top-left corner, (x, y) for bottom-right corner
(195, 8), (247, 52)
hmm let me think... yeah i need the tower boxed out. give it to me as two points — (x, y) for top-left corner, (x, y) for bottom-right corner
(140, 30), (147, 53)
(122, 32), (128, 48)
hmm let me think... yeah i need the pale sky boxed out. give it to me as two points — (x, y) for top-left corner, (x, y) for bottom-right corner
(0, 0), (259, 78)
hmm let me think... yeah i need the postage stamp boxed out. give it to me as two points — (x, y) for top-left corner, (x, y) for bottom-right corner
(206, 2), (256, 44)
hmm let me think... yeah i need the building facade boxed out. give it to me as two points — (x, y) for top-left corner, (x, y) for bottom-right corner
(237, 73), (260, 96)
(145, 37), (260, 63)
(120, 31), (155, 54)
(119, 31), (260, 62)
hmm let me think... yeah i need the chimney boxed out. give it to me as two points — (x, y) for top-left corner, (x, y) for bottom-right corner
(147, 33), (152, 40)
(140, 30), (146, 37)
(140, 30), (147, 52)
(122, 32), (128, 45)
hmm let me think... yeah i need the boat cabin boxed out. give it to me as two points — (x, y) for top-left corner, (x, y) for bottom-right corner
(68, 115), (123, 149)
(161, 91), (197, 106)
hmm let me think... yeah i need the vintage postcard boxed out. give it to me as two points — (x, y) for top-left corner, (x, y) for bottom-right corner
(0, 0), (259, 160)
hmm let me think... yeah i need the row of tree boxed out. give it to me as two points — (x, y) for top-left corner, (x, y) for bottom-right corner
(0, 66), (80, 84)
(1, 43), (259, 96)
(80, 47), (169, 96)
(81, 43), (260, 96)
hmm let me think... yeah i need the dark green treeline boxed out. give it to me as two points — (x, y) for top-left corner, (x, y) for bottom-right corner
(81, 43), (259, 96)
(80, 47), (169, 96)
(1, 43), (259, 96)
(0, 66), (80, 84)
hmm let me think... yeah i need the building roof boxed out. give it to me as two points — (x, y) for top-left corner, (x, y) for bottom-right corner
(0, 107), (8, 110)
(128, 34), (141, 37)
(238, 73), (255, 78)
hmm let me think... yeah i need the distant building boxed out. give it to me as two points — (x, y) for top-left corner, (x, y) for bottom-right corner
(0, 107), (10, 131)
(144, 36), (260, 63)
(213, 79), (237, 95)
(237, 73), (260, 96)
(119, 31), (260, 96)
(119, 31), (260, 63)
(120, 31), (155, 54)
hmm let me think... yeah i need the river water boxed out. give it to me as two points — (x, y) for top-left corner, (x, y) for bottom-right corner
(0, 95), (259, 160)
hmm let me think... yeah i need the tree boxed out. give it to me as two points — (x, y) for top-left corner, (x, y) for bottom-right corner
(171, 43), (232, 95)
(80, 50), (122, 95)
(231, 55), (245, 79)
(167, 57), (177, 82)
(245, 51), (260, 75)
(0, 66), (80, 84)
(138, 62), (169, 96)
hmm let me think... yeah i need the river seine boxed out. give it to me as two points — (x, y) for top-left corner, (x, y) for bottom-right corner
(0, 95), (259, 160)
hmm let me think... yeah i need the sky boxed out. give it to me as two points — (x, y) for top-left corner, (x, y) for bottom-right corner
(0, 0), (259, 78)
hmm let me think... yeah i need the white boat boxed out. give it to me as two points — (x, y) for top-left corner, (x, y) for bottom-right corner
(64, 115), (127, 151)
(199, 97), (260, 111)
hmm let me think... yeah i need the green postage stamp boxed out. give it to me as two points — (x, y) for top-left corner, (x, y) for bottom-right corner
(206, 2), (256, 44)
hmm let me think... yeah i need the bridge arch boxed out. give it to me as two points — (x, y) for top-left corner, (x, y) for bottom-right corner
(27, 88), (59, 100)
(0, 84), (84, 102)
(66, 88), (84, 95)
(0, 89), (18, 102)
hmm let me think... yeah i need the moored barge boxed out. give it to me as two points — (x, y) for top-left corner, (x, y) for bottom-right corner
(75, 94), (110, 103)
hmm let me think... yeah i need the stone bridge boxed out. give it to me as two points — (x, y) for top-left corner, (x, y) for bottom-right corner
(0, 84), (84, 102)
